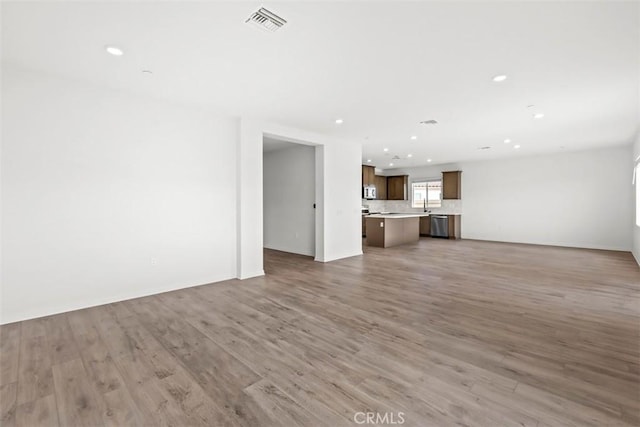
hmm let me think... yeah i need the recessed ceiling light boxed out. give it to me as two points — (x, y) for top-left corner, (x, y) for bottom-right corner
(533, 113), (545, 119)
(105, 46), (124, 56)
(492, 74), (507, 82)
(367, 159), (372, 162)
(407, 154), (413, 158)
(504, 139), (511, 144)
(389, 163), (394, 166)
(410, 136), (417, 140)
(383, 148), (389, 152)
(427, 158), (432, 163)
(514, 145), (521, 149)
(335, 119), (344, 124)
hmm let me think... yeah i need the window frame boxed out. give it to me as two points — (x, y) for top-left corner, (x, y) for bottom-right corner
(411, 178), (442, 209)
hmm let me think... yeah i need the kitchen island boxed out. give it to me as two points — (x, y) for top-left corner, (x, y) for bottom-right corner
(365, 214), (429, 248)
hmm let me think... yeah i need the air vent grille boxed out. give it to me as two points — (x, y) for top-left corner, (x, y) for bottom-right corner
(246, 8), (287, 32)
(420, 120), (439, 125)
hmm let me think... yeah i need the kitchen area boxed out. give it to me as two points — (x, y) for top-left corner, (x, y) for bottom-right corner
(362, 165), (462, 248)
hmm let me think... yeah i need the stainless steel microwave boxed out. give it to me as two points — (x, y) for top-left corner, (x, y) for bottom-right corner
(363, 186), (377, 199)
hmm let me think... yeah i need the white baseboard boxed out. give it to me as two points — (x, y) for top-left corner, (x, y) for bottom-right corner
(315, 251), (363, 263)
(238, 270), (265, 280)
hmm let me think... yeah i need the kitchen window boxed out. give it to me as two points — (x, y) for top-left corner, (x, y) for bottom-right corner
(412, 179), (442, 208)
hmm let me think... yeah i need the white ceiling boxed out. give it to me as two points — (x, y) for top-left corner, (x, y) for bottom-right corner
(2, 1), (638, 169)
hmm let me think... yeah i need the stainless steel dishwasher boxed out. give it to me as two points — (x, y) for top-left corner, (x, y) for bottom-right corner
(431, 215), (449, 238)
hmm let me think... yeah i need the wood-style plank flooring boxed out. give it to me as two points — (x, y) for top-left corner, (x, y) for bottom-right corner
(1, 238), (639, 426)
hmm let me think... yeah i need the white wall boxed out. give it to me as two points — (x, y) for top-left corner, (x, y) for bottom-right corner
(237, 118), (264, 279)
(462, 147), (631, 250)
(263, 144), (315, 256)
(1, 66), (238, 324)
(633, 135), (640, 265)
(390, 146), (633, 251)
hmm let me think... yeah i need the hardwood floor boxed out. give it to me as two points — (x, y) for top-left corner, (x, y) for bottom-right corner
(1, 238), (639, 426)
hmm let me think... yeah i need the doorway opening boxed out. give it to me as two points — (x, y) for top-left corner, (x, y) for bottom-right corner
(263, 136), (316, 261)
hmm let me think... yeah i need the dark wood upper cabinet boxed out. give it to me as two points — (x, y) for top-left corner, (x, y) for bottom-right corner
(442, 171), (462, 200)
(362, 165), (375, 186)
(374, 175), (387, 200)
(367, 166), (375, 185)
(386, 175), (408, 200)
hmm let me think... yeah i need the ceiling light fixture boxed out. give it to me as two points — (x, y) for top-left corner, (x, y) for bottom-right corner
(335, 119), (344, 124)
(427, 158), (432, 163)
(410, 136), (417, 140)
(492, 74), (507, 82)
(504, 139), (511, 144)
(407, 154), (413, 158)
(367, 159), (372, 163)
(514, 145), (521, 149)
(383, 148), (389, 152)
(105, 46), (124, 56)
(533, 113), (545, 119)
(389, 163), (394, 166)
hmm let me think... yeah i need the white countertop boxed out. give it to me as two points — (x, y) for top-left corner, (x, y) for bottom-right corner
(367, 213), (430, 219)
(366, 213), (461, 218)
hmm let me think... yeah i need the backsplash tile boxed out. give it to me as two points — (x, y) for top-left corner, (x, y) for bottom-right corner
(362, 199), (462, 214)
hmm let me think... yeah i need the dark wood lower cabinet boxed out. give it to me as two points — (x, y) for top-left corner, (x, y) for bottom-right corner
(366, 217), (420, 248)
(419, 215), (460, 238)
(448, 215), (461, 239)
(419, 216), (431, 236)
(366, 215), (460, 240)
(362, 215), (367, 237)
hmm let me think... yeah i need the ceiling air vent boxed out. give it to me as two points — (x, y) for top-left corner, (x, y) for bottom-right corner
(420, 120), (439, 125)
(246, 7), (287, 32)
